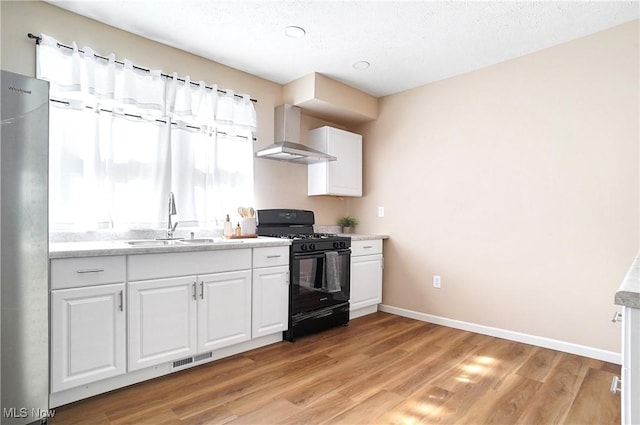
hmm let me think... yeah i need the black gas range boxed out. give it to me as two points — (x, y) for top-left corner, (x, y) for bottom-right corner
(257, 209), (351, 341)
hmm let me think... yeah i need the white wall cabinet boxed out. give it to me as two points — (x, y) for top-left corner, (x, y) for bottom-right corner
(350, 239), (383, 319)
(308, 126), (362, 197)
(252, 247), (290, 338)
(50, 256), (126, 392)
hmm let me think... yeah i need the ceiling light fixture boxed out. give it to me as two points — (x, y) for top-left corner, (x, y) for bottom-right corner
(352, 61), (370, 70)
(284, 26), (306, 38)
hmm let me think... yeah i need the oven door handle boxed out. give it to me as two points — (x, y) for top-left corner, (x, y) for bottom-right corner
(293, 249), (350, 260)
(293, 252), (326, 260)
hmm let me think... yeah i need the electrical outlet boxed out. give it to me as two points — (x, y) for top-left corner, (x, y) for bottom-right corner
(378, 206), (385, 217)
(433, 275), (441, 288)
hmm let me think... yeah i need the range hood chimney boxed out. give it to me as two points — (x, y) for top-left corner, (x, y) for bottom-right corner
(255, 104), (336, 164)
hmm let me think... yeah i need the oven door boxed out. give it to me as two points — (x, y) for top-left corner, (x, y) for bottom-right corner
(290, 249), (350, 314)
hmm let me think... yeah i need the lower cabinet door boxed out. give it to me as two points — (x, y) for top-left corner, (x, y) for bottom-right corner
(198, 270), (252, 352)
(622, 306), (640, 425)
(51, 283), (126, 392)
(252, 265), (290, 338)
(350, 254), (383, 311)
(128, 276), (197, 371)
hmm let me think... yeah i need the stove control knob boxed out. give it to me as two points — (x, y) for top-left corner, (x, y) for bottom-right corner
(333, 242), (339, 249)
(309, 243), (315, 251)
(300, 244), (307, 251)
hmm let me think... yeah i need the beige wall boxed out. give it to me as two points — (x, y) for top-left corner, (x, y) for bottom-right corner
(350, 20), (639, 352)
(0, 0), (347, 226)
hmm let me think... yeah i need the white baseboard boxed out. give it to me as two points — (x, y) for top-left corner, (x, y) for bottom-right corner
(379, 304), (621, 364)
(350, 304), (378, 320)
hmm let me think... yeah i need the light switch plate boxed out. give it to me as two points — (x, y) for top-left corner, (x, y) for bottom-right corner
(433, 275), (441, 288)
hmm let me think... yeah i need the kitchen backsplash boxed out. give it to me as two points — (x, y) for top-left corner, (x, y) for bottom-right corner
(314, 225), (342, 234)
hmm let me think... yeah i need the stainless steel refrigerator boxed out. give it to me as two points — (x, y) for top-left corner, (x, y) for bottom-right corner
(1, 70), (49, 424)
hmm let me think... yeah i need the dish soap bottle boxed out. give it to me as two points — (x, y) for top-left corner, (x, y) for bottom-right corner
(223, 214), (233, 237)
(235, 222), (242, 236)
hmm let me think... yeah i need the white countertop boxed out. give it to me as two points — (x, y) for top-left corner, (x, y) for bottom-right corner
(49, 232), (387, 259)
(50, 237), (291, 259)
(615, 251), (640, 308)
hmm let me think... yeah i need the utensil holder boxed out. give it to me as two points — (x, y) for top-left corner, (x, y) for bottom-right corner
(240, 218), (256, 236)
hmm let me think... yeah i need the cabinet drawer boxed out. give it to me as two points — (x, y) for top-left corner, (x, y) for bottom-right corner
(351, 239), (383, 256)
(51, 256), (126, 289)
(128, 249), (251, 281)
(253, 246), (289, 268)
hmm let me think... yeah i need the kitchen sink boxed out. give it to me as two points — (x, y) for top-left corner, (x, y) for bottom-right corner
(178, 238), (216, 244)
(179, 238), (246, 244)
(124, 238), (246, 246)
(126, 239), (179, 246)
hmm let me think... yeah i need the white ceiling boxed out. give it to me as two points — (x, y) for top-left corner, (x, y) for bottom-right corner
(47, 0), (639, 98)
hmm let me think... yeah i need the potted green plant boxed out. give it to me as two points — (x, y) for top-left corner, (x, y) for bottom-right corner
(338, 216), (358, 234)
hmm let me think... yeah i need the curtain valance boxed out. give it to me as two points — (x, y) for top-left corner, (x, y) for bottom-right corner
(36, 33), (257, 133)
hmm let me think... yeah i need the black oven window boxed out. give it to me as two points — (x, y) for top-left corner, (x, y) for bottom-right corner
(298, 257), (324, 291)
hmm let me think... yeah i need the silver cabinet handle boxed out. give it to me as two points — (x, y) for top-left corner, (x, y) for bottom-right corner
(192, 282), (197, 300)
(267, 255), (281, 259)
(611, 311), (623, 323)
(118, 290), (123, 311)
(610, 376), (622, 394)
(76, 268), (104, 274)
(200, 281), (204, 300)
(363, 245), (373, 249)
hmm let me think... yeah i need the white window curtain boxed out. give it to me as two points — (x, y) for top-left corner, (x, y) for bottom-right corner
(37, 33), (256, 232)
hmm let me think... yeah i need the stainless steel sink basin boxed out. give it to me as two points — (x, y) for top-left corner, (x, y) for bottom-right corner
(178, 238), (245, 244)
(124, 237), (246, 247)
(178, 238), (216, 244)
(215, 238), (245, 244)
(126, 239), (178, 246)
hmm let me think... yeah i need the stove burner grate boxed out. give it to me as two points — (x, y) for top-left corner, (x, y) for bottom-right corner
(267, 233), (338, 240)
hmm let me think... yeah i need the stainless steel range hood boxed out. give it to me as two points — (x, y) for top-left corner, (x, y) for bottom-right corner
(255, 104), (336, 164)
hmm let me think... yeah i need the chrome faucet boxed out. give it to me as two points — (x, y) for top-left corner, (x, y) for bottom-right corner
(167, 192), (178, 239)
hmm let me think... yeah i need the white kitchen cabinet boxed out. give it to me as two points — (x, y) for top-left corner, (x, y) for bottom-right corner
(308, 126), (362, 197)
(620, 306), (640, 424)
(252, 247), (290, 338)
(350, 239), (383, 319)
(127, 249), (253, 371)
(51, 283), (126, 392)
(613, 252), (640, 425)
(49, 245), (293, 407)
(128, 272), (252, 370)
(253, 266), (289, 337)
(199, 270), (252, 352)
(50, 256), (127, 393)
(128, 276), (197, 371)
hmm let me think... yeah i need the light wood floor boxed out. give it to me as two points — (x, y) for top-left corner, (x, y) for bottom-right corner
(50, 312), (621, 425)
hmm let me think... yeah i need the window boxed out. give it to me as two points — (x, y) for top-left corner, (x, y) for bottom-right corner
(37, 34), (256, 232)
